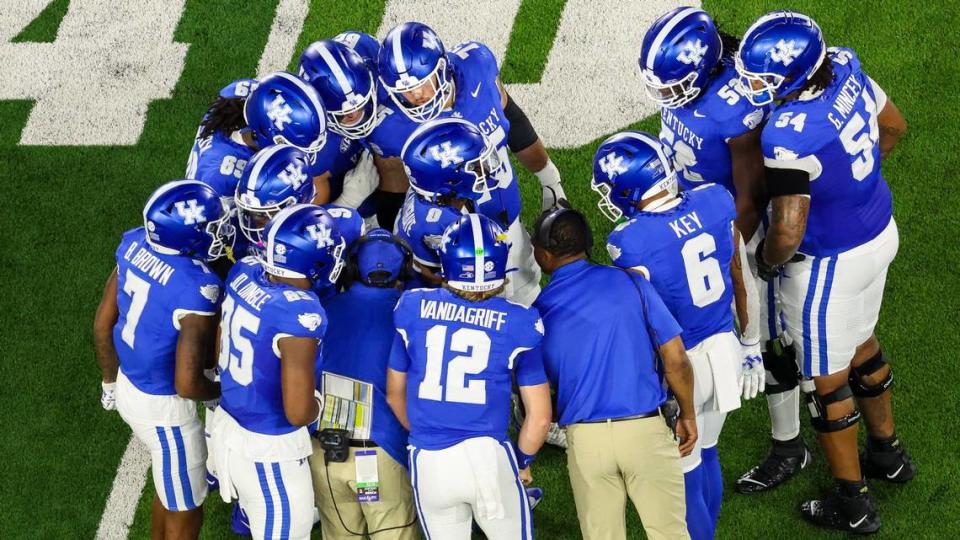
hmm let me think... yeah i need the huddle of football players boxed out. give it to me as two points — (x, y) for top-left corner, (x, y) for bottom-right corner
(93, 6), (911, 539)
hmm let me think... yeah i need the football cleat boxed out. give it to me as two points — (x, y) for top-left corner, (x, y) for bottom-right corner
(801, 484), (880, 535)
(860, 439), (916, 484)
(736, 438), (811, 493)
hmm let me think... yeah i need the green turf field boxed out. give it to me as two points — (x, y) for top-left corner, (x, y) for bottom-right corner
(2, 0), (959, 538)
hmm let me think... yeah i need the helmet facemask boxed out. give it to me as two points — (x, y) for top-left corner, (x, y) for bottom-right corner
(641, 69), (702, 109)
(464, 142), (505, 195)
(236, 194), (298, 245)
(328, 75), (379, 139)
(204, 205), (237, 261)
(384, 57), (454, 123)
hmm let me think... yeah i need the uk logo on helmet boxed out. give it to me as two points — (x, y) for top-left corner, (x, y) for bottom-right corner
(174, 199), (207, 225)
(267, 94), (294, 129)
(277, 163), (308, 189)
(430, 141), (464, 168)
(677, 39), (708, 65)
(598, 152), (628, 178)
(770, 39), (804, 66)
(306, 223), (334, 248)
(422, 31), (440, 50)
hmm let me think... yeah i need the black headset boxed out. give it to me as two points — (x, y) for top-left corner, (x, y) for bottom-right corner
(532, 200), (594, 255)
(339, 230), (416, 289)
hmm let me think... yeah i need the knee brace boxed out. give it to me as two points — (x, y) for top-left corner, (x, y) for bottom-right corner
(807, 385), (861, 433)
(764, 339), (800, 394)
(850, 350), (893, 398)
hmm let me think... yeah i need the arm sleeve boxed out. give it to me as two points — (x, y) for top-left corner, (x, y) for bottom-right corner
(514, 344), (548, 387)
(504, 93), (539, 152)
(736, 228), (760, 345)
(387, 331), (411, 372)
(636, 277), (682, 346)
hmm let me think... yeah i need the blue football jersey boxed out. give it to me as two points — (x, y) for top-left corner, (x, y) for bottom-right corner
(659, 62), (769, 195)
(307, 131), (365, 202)
(762, 47), (892, 256)
(607, 184), (736, 349)
(394, 191), (463, 270)
(113, 228), (222, 395)
(390, 287), (546, 450)
(218, 258), (327, 435)
(186, 129), (255, 201)
(367, 41), (521, 226)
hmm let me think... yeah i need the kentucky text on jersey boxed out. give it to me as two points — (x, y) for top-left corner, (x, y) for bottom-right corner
(228, 271), (271, 311)
(661, 109), (704, 150)
(419, 299), (508, 331)
(123, 243), (175, 286)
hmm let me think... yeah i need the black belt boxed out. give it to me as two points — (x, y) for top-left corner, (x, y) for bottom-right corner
(579, 410), (659, 424)
(349, 439), (379, 448)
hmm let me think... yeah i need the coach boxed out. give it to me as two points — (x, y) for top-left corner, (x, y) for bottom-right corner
(530, 205), (697, 540)
(309, 229), (417, 540)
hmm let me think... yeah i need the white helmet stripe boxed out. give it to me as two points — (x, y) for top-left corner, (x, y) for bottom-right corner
(469, 213), (485, 287)
(244, 143), (289, 194)
(645, 7), (702, 70)
(391, 27), (407, 75)
(743, 11), (819, 43)
(316, 44), (354, 96)
(619, 131), (672, 170)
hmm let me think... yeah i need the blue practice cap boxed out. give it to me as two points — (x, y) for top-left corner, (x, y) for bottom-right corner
(356, 228), (408, 285)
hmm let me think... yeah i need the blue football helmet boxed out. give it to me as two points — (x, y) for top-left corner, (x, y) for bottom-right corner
(591, 131), (678, 222)
(354, 228), (411, 285)
(639, 7), (722, 109)
(243, 71), (327, 152)
(235, 144), (316, 244)
(333, 31), (382, 72)
(378, 22), (453, 123)
(321, 204), (366, 247)
(258, 204), (347, 286)
(440, 213), (511, 294)
(735, 11), (826, 106)
(143, 180), (235, 261)
(401, 118), (505, 203)
(299, 40), (378, 139)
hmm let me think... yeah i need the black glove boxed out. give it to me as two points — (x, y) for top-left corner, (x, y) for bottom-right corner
(755, 238), (805, 281)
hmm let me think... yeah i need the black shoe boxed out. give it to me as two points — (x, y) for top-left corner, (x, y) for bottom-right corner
(801, 484), (880, 535)
(861, 437), (916, 483)
(736, 438), (811, 494)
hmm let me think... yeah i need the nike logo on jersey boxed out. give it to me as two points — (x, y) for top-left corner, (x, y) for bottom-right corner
(693, 110), (706, 118)
(471, 82), (482, 98)
(849, 515), (868, 529)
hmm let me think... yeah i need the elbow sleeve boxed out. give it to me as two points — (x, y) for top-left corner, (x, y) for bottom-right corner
(504, 93), (539, 152)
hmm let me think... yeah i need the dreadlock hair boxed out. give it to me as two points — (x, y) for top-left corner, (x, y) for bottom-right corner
(198, 97), (248, 140)
(798, 50), (836, 95)
(710, 29), (741, 78)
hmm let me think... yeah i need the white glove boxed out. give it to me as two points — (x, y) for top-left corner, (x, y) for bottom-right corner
(101, 381), (117, 411)
(739, 340), (765, 400)
(535, 159), (565, 212)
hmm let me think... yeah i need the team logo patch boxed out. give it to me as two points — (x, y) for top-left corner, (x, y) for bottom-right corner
(677, 39), (708, 65)
(298, 312), (322, 331)
(484, 260), (495, 271)
(430, 141), (464, 168)
(266, 94), (294, 130)
(199, 284), (220, 303)
(598, 152), (628, 178)
(606, 243), (623, 261)
(773, 146), (799, 161)
(743, 109), (765, 129)
(770, 39), (804, 66)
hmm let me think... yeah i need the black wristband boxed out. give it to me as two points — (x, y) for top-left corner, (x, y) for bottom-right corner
(504, 93), (539, 152)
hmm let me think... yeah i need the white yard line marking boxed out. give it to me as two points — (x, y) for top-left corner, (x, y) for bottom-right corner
(95, 435), (151, 540)
(256, 0), (310, 77)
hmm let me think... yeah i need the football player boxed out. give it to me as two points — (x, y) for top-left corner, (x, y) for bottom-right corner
(235, 144), (317, 250)
(369, 22), (563, 305)
(638, 8), (814, 495)
(735, 11), (911, 533)
(593, 132), (754, 538)
(93, 180), (234, 539)
(298, 40), (380, 214)
(394, 118), (496, 288)
(386, 213), (552, 540)
(333, 30), (381, 73)
(210, 204), (346, 540)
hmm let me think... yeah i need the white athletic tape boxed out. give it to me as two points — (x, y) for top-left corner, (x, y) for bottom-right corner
(95, 435), (151, 540)
(0, 0), (188, 145)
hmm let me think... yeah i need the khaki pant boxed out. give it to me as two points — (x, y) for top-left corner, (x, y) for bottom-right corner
(566, 416), (689, 540)
(309, 439), (418, 540)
